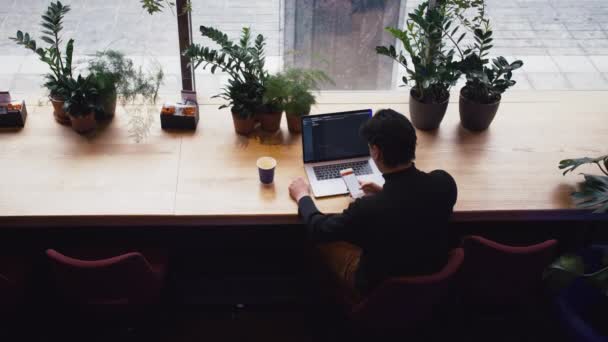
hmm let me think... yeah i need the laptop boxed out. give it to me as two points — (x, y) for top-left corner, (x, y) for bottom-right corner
(302, 109), (385, 198)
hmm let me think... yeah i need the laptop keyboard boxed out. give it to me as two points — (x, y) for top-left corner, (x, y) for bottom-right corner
(313, 160), (373, 180)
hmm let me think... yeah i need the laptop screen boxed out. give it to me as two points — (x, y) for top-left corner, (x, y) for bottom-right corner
(302, 109), (372, 163)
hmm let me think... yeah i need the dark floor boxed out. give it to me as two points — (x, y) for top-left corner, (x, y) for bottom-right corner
(1, 221), (605, 342)
(2, 300), (570, 342)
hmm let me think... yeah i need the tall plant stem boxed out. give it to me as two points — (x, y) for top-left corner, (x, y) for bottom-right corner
(439, 26), (465, 59)
(54, 30), (65, 76)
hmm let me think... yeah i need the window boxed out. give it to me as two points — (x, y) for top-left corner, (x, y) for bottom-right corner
(1, 0), (607, 103)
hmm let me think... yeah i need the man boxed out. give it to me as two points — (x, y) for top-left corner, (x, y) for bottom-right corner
(289, 109), (457, 298)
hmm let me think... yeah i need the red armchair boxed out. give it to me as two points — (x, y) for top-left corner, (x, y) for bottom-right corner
(350, 248), (465, 337)
(459, 235), (558, 307)
(45, 249), (167, 306)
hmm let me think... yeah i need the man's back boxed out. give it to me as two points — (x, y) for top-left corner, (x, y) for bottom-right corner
(298, 165), (457, 294)
(351, 166), (457, 293)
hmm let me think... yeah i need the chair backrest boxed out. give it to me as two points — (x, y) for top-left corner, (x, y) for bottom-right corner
(351, 248), (464, 333)
(46, 249), (163, 305)
(459, 235), (558, 306)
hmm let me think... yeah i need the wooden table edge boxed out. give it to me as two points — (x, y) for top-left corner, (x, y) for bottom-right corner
(0, 210), (605, 228)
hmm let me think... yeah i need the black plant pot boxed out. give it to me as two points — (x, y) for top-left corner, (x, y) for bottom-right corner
(459, 88), (501, 132)
(409, 90), (449, 131)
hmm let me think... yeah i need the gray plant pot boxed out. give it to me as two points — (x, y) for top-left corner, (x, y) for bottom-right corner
(409, 90), (449, 131)
(459, 88), (501, 132)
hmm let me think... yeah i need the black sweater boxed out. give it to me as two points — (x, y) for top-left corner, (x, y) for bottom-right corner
(298, 165), (457, 294)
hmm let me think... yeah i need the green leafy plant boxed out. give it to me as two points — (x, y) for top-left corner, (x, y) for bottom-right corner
(264, 69), (332, 116)
(544, 251), (608, 296)
(451, 1), (523, 104)
(559, 155), (608, 213)
(10, 1), (74, 98)
(88, 51), (123, 97)
(141, 0), (173, 14)
(126, 63), (164, 143)
(87, 50), (163, 142)
(376, 1), (461, 104)
(88, 50), (164, 106)
(184, 26), (267, 119)
(141, 0), (191, 15)
(62, 75), (98, 117)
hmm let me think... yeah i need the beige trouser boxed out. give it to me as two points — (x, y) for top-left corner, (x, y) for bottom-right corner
(315, 241), (362, 305)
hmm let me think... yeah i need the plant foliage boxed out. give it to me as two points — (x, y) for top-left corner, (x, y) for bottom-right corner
(559, 155), (608, 213)
(141, 0), (192, 15)
(10, 1), (73, 98)
(87, 50), (163, 142)
(450, 1), (523, 104)
(184, 26), (267, 118)
(62, 74), (98, 117)
(141, 0), (174, 14)
(560, 155), (608, 176)
(88, 50), (164, 106)
(376, 1), (461, 104)
(264, 69), (333, 116)
(544, 251), (608, 296)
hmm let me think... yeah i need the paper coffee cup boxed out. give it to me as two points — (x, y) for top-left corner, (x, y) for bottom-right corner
(257, 157), (277, 184)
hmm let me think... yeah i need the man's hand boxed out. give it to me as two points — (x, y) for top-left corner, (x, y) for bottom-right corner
(289, 177), (311, 202)
(359, 180), (382, 196)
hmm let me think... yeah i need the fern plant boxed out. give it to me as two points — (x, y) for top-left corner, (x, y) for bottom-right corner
(559, 155), (608, 213)
(376, 1), (461, 104)
(184, 26), (267, 119)
(264, 69), (332, 116)
(10, 1), (73, 99)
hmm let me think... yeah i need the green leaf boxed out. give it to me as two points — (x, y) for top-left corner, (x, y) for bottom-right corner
(510, 60), (524, 69)
(65, 38), (74, 75)
(41, 36), (55, 45)
(559, 155), (608, 175)
(457, 32), (466, 44)
(570, 174), (608, 213)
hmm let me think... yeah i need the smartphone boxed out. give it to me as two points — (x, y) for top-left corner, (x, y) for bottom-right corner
(340, 168), (364, 199)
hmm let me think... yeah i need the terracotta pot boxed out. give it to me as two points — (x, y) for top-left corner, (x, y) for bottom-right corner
(459, 88), (501, 132)
(286, 113), (303, 134)
(232, 112), (255, 135)
(258, 111), (282, 132)
(69, 112), (97, 134)
(50, 96), (70, 125)
(409, 90), (449, 131)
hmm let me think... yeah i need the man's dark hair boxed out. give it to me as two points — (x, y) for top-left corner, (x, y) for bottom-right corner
(360, 109), (417, 167)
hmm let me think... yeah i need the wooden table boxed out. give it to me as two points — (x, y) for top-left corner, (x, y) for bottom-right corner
(0, 91), (607, 227)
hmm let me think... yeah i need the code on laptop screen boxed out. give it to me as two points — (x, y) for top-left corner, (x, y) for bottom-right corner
(302, 110), (372, 163)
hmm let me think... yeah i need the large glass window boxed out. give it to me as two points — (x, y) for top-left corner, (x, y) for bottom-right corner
(1, 0), (607, 103)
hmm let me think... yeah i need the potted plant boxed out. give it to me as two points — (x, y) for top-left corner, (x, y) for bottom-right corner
(87, 50), (123, 120)
(261, 74), (288, 132)
(258, 96), (283, 133)
(184, 26), (266, 135)
(376, 1), (461, 131)
(63, 75), (98, 134)
(559, 154), (608, 213)
(10, 1), (74, 125)
(85, 50), (164, 141)
(455, 4), (523, 131)
(543, 246), (608, 341)
(264, 69), (332, 134)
